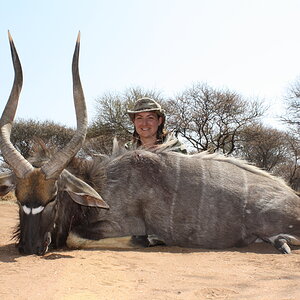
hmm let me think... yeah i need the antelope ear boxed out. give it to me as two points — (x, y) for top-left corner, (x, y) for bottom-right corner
(0, 172), (15, 196)
(60, 170), (109, 209)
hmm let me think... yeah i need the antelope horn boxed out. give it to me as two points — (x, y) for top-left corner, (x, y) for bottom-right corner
(0, 31), (34, 178)
(41, 32), (87, 179)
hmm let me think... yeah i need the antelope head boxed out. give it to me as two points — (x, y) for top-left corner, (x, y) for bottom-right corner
(0, 32), (107, 255)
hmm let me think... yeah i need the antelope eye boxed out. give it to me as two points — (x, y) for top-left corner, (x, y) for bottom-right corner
(47, 196), (57, 205)
(43, 195), (57, 212)
(47, 192), (58, 204)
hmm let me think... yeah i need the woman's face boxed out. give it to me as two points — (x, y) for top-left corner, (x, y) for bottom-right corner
(133, 112), (163, 141)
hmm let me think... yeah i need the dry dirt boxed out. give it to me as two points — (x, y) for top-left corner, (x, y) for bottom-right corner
(1, 200), (300, 300)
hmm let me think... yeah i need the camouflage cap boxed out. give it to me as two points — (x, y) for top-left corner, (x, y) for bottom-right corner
(127, 97), (165, 121)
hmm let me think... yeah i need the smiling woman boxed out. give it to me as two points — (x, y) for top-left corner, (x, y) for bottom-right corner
(126, 97), (187, 152)
(133, 112), (163, 146)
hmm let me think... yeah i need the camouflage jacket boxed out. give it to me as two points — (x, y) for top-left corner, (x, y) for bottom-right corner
(124, 134), (187, 154)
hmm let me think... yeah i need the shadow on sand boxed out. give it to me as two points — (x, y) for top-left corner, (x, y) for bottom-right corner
(0, 238), (295, 263)
(0, 243), (74, 263)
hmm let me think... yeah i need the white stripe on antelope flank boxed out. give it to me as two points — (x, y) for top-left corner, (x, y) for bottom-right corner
(169, 155), (181, 241)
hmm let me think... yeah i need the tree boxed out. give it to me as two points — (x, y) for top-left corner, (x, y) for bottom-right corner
(279, 77), (300, 190)
(237, 124), (289, 171)
(85, 123), (118, 155)
(282, 78), (300, 132)
(9, 119), (74, 158)
(167, 83), (265, 154)
(273, 135), (300, 191)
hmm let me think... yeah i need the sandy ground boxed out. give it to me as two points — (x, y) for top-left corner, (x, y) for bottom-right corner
(1, 201), (300, 300)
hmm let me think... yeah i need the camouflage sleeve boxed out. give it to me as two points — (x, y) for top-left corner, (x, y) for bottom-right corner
(163, 133), (188, 154)
(124, 141), (138, 150)
(171, 139), (188, 154)
(125, 135), (187, 154)
(124, 141), (131, 150)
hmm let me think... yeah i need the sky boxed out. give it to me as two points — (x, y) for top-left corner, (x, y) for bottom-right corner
(0, 0), (300, 129)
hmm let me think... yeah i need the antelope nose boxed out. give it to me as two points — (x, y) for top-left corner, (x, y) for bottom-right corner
(36, 245), (45, 256)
